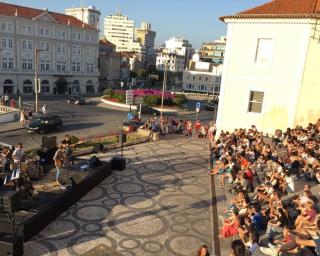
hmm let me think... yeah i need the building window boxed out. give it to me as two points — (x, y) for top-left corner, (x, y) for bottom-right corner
(2, 39), (6, 48)
(72, 62), (80, 72)
(57, 60), (66, 71)
(8, 24), (12, 32)
(45, 29), (50, 36)
(40, 60), (50, 71)
(22, 41), (27, 50)
(1, 23), (6, 31)
(248, 91), (264, 113)
(86, 63), (94, 72)
(23, 86), (33, 93)
(27, 26), (32, 34)
(255, 38), (273, 65)
(41, 80), (50, 93)
(22, 59), (32, 70)
(8, 39), (13, 49)
(40, 28), (44, 36)
(28, 41), (32, 50)
(2, 58), (14, 69)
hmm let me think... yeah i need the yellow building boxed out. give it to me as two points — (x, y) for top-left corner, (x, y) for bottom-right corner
(217, 0), (320, 134)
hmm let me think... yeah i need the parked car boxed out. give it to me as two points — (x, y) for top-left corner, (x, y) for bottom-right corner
(122, 120), (145, 132)
(204, 100), (217, 111)
(67, 96), (87, 105)
(135, 105), (160, 116)
(27, 115), (63, 134)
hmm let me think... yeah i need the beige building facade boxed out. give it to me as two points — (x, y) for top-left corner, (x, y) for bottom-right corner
(0, 2), (99, 96)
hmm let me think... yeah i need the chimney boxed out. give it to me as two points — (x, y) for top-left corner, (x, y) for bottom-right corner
(67, 19), (70, 26)
(15, 9), (18, 17)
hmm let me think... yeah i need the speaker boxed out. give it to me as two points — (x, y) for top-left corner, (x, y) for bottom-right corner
(0, 191), (20, 214)
(0, 233), (24, 256)
(111, 157), (126, 171)
(70, 174), (82, 187)
(88, 156), (101, 167)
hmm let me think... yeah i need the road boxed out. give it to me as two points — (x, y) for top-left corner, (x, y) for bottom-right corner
(0, 98), (215, 150)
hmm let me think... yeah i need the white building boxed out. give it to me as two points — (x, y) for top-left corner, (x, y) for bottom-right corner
(183, 54), (222, 94)
(156, 50), (185, 72)
(0, 2), (100, 96)
(156, 37), (194, 72)
(217, 0), (320, 134)
(104, 13), (146, 56)
(65, 6), (101, 30)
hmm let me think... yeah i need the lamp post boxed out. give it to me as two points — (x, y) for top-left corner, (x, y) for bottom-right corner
(34, 48), (47, 113)
(160, 62), (167, 118)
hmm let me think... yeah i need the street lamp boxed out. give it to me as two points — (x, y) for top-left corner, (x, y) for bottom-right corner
(160, 61), (168, 118)
(34, 48), (48, 113)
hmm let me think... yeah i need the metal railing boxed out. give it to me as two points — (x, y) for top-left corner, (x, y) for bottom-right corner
(174, 92), (219, 101)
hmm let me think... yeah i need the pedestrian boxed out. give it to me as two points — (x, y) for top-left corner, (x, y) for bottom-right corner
(19, 109), (26, 126)
(10, 98), (15, 108)
(12, 143), (24, 168)
(41, 104), (47, 115)
(197, 244), (210, 256)
(53, 143), (66, 189)
(28, 109), (33, 120)
(4, 93), (9, 106)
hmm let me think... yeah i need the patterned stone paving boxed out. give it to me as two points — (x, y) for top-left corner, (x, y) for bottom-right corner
(24, 136), (213, 256)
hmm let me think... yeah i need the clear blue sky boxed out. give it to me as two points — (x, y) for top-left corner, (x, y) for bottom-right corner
(8, 0), (268, 48)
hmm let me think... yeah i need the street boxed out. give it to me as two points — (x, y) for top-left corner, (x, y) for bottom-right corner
(0, 98), (215, 150)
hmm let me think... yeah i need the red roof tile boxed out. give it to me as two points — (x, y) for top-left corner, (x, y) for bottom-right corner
(220, 0), (320, 22)
(0, 2), (97, 30)
(99, 39), (116, 48)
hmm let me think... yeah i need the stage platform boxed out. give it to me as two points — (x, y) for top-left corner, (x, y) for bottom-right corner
(0, 160), (112, 241)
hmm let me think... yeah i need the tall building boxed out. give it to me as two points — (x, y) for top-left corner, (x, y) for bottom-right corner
(135, 22), (156, 67)
(217, 0), (320, 134)
(65, 6), (101, 30)
(135, 22), (156, 49)
(199, 36), (226, 64)
(0, 2), (100, 96)
(104, 12), (146, 67)
(156, 37), (194, 72)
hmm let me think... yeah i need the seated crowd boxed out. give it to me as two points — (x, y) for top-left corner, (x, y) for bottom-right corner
(210, 121), (320, 256)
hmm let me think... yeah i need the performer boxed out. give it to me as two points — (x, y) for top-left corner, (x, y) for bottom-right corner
(53, 143), (66, 189)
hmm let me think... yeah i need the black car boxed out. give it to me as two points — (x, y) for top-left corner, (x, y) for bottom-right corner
(135, 105), (160, 116)
(67, 96), (87, 105)
(27, 115), (63, 134)
(204, 100), (217, 111)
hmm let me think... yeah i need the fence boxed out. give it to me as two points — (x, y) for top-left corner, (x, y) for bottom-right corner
(174, 92), (219, 101)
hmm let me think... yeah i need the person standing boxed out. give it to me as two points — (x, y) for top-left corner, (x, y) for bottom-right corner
(53, 144), (66, 189)
(4, 93), (9, 106)
(42, 104), (47, 115)
(19, 109), (26, 126)
(12, 143), (24, 169)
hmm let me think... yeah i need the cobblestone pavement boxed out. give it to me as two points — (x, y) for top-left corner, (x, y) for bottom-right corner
(24, 136), (213, 256)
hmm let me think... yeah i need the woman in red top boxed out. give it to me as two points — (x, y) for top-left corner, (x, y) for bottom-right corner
(220, 210), (240, 238)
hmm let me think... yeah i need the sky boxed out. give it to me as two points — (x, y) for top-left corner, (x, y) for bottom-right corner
(8, 0), (268, 49)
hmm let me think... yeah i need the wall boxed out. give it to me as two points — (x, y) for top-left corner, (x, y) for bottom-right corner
(295, 21), (320, 127)
(217, 19), (310, 134)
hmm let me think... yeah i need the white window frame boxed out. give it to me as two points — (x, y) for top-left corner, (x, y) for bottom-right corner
(254, 37), (274, 66)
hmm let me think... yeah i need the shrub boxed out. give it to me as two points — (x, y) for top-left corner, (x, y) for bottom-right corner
(173, 94), (187, 108)
(113, 92), (125, 103)
(103, 89), (113, 97)
(144, 95), (160, 107)
(163, 98), (174, 106)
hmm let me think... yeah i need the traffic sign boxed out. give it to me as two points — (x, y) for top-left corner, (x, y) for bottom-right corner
(127, 112), (134, 120)
(126, 90), (134, 105)
(196, 102), (201, 112)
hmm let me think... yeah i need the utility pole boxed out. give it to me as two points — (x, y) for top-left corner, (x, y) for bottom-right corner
(34, 48), (47, 112)
(160, 62), (167, 118)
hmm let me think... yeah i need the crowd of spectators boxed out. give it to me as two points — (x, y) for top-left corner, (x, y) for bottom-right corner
(209, 121), (320, 256)
(141, 116), (217, 139)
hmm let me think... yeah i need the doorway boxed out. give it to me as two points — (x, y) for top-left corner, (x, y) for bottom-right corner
(56, 78), (68, 94)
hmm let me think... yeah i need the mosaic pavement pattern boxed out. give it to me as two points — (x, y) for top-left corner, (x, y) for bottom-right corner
(24, 136), (213, 256)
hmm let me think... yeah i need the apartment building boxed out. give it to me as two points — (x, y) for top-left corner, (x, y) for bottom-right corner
(0, 2), (100, 96)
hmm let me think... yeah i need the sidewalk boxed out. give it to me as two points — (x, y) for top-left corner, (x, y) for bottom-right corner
(0, 120), (24, 133)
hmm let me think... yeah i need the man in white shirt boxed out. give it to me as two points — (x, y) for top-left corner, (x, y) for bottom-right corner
(12, 143), (24, 166)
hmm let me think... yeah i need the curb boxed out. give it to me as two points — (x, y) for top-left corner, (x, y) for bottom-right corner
(0, 127), (26, 134)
